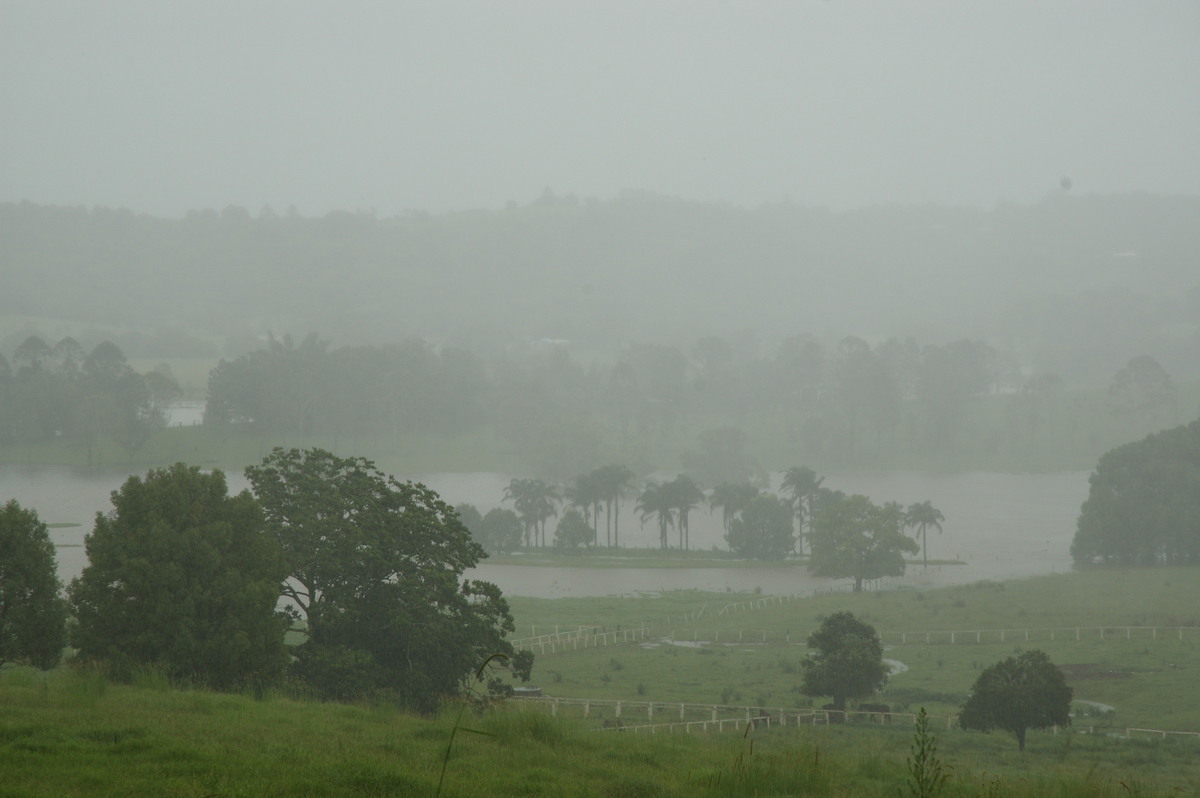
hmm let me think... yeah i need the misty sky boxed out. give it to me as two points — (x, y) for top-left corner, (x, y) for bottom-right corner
(3, 2), (1198, 217)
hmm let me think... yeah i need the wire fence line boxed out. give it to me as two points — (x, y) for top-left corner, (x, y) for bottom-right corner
(509, 696), (1200, 744)
(510, 625), (1200, 655)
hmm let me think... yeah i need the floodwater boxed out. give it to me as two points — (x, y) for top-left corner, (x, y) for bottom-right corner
(0, 463), (1089, 598)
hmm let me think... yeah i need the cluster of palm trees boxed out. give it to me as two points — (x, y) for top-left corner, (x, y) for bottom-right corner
(500, 464), (946, 562)
(503, 465), (637, 549)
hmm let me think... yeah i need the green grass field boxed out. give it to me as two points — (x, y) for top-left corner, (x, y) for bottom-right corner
(1, 663), (1197, 797)
(4, 568), (1200, 796)
(506, 569), (1200, 735)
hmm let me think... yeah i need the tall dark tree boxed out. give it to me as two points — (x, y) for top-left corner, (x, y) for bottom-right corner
(593, 464), (635, 547)
(69, 464), (289, 689)
(503, 477), (560, 548)
(905, 500), (945, 568)
(636, 481), (675, 550)
(566, 471), (604, 542)
(665, 473), (704, 550)
(0, 500), (67, 670)
(246, 448), (531, 709)
(800, 611), (889, 712)
(959, 650), (1072, 751)
(780, 466), (824, 555)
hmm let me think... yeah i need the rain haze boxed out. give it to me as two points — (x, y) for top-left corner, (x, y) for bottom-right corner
(3, 2), (1199, 215)
(4, 3), (1200, 790)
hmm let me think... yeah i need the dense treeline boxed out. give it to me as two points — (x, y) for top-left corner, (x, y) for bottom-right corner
(0, 336), (178, 462)
(203, 331), (1187, 476)
(3, 194), (1199, 387)
(1072, 418), (1200, 566)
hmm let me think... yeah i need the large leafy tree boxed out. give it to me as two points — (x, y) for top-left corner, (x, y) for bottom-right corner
(800, 611), (889, 712)
(0, 500), (67, 670)
(69, 464), (289, 689)
(780, 466), (824, 555)
(246, 448), (531, 710)
(905, 500), (945, 568)
(959, 650), (1072, 751)
(1072, 419), (1200, 565)
(808, 492), (919, 591)
(726, 493), (794, 560)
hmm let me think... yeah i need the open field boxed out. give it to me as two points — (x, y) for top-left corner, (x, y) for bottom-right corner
(507, 568), (1200, 735)
(2, 663), (1199, 797)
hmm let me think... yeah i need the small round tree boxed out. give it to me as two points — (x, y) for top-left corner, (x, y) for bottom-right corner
(800, 611), (889, 711)
(959, 649), (1072, 751)
(0, 500), (67, 670)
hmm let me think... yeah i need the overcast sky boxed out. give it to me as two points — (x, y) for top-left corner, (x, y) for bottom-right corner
(3, 1), (1198, 217)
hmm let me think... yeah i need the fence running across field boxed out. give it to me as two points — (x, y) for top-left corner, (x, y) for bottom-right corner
(510, 696), (1200, 743)
(510, 625), (1200, 656)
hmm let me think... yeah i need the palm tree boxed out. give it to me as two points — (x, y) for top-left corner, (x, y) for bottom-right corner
(566, 471), (604, 546)
(636, 481), (676, 550)
(665, 474), (704, 550)
(779, 466), (824, 555)
(503, 478), (561, 549)
(708, 481), (760, 535)
(905, 500), (945, 568)
(593, 464), (635, 547)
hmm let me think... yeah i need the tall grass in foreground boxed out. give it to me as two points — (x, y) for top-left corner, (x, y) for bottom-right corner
(1, 665), (1197, 797)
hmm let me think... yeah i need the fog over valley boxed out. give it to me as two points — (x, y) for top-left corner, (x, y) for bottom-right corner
(4, 5), (1200, 794)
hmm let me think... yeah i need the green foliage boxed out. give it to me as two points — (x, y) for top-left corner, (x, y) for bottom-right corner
(904, 707), (950, 798)
(0, 336), (175, 462)
(809, 493), (920, 590)
(959, 649), (1073, 751)
(553, 508), (595, 549)
(801, 611), (889, 711)
(68, 464), (289, 689)
(0, 500), (67, 669)
(725, 493), (794, 560)
(247, 447), (533, 710)
(1072, 418), (1200, 565)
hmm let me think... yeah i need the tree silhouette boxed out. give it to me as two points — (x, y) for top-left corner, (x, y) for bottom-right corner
(809, 493), (919, 591)
(959, 650), (1072, 751)
(636, 481), (676, 550)
(800, 611), (889, 712)
(503, 478), (560, 548)
(780, 466), (824, 555)
(905, 500), (945, 567)
(593, 464), (635, 547)
(665, 474), (704, 550)
(708, 481), (761, 535)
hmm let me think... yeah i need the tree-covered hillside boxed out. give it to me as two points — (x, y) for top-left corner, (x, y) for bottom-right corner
(3, 193), (1199, 387)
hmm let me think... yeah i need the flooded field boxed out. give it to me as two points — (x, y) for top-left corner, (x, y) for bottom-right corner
(0, 465), (1089, 598)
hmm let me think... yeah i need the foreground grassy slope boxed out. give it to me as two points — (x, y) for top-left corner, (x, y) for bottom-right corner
(2, 665), (1198, 797)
